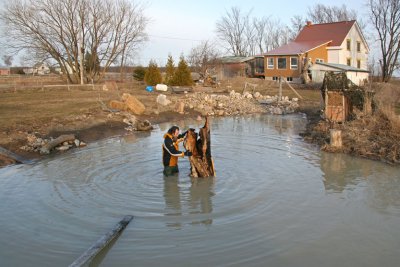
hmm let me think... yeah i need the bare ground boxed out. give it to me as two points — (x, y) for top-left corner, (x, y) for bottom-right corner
(2, 76), (317, 167)
(1, 75), (398, 167)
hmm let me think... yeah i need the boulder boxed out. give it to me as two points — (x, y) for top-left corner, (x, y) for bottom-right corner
(175, 101), (185, 114)
(109, 100), (127, 111)
(121, 93), (145, 115)
(156, 94), (171, 106)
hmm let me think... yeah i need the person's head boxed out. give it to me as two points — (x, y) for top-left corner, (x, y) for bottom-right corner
(168, 126), (180, 138)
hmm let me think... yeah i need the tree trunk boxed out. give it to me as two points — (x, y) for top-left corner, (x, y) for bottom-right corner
(184, 117), (215, 177)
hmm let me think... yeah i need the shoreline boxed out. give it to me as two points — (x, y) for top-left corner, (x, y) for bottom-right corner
(0, 110), (204, 168)
(1, 100), (399, 168)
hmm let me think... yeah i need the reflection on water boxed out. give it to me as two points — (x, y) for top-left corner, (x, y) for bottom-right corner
(321, 151), (400, 214)
(163, 176), (215, 229)
(0, 114), (400, 267)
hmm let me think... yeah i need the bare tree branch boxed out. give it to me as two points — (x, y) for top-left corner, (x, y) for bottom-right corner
(368, 0), (400, 82)
(0, 0), (148, 83)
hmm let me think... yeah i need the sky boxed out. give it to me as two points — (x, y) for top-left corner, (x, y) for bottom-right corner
(138, 0), (369, 66)
(0, 0), (372, 67)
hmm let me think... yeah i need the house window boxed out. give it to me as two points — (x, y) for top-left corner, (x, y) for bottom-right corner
(272, 76), (279, 81)
(278, 58), (287, 69)
(287, 77), (293, 82)
(316, 58), (324, 63)
(357, 60), (361, 69)
(346, 58), (351, 66)
(347, 39), (351, 50)
(267, 58), (274, 69)
(290, 57), (298, 69)
(357, 41), (361, 52)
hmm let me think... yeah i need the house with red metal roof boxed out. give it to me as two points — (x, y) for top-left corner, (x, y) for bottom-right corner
(264, 20), (369, 85)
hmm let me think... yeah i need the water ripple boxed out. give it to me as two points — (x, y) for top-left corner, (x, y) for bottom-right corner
(1, 114), (400, 267)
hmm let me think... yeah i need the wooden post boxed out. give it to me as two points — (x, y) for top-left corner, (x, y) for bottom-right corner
(330, 129), (342, 148)
(69, 215), (133, 267)
(278, 77), (282, 101)
(283, 78), (303, 99)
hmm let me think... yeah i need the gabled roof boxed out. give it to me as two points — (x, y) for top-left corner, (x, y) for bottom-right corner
(311, 62), (370, 73)
(295, 20), (356, 46)
(217, 56), (255, 64)
(264, 40), (331, 56)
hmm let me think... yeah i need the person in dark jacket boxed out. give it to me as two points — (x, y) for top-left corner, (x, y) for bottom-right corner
(163, 126), (192, 176)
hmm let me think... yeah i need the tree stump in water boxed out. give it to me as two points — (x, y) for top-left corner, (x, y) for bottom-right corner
(184, 117), (215, 177)
(330, 129), (342, 148)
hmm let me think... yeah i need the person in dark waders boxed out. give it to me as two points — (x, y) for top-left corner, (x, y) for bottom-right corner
(163, 126), (192, 176)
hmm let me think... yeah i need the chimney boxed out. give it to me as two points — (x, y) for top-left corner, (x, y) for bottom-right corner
(306, 21), (312, 26)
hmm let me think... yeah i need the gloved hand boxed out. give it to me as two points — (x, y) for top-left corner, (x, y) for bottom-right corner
(184, 151), (192, 157)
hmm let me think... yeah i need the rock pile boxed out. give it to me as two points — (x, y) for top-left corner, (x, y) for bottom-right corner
(177, 90), (299, 116)
(20, 133), (86, 154)
(121, 112), (153, 132)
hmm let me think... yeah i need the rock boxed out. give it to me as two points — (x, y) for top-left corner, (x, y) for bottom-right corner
(292, 97), (299, 102)
(272, 107), (283, 115)
(175, 101), (185, 114)
(56, 145), (70, 151)
(74, 139), (80, 147)
(27, 134), (37, 143)
(136, 120), (153, 131)
(156, 94), (171, 106)
(253, 92), (261, 98)
(121, 93), (146, 115)
(109, 100), (127, 111)
(79, 142), (87, 147)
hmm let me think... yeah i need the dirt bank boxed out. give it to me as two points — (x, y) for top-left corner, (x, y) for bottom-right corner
(1, 76), (319, 168)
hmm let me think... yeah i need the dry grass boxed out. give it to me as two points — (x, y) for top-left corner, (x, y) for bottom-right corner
(0, 79), (150, 135)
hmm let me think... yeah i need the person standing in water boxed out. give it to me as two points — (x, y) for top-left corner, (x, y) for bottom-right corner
(162, 126), (192, 176)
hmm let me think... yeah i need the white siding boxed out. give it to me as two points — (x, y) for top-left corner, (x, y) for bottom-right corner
(337, 24), (369, 70)
(310, 64), (369, 86)
(327, 48), (340, 64)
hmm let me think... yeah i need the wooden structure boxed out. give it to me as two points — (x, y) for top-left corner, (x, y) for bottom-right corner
(324, 90), (351, 122)
(184, 117), (215, 177)
(69, 215), (133, 267)
(171, 86), (193, 94)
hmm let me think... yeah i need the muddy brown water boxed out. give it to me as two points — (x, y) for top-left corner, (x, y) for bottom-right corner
(0, 115), (399, 267)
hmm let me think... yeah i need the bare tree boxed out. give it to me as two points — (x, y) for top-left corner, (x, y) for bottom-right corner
(0, 0), (148, 83)
(307, 4), (358, 23)
(188, 40), (220, 78)
(2, 55), (13, 66)
(368, 0), (400, 82)
(289, 15), (306, 41)
(216, 7), (291, 56)
(216, 7), (251, 56)
(306, 4), (367, 32)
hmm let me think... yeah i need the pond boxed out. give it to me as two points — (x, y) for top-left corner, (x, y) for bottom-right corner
(0, 114), (399, 267)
